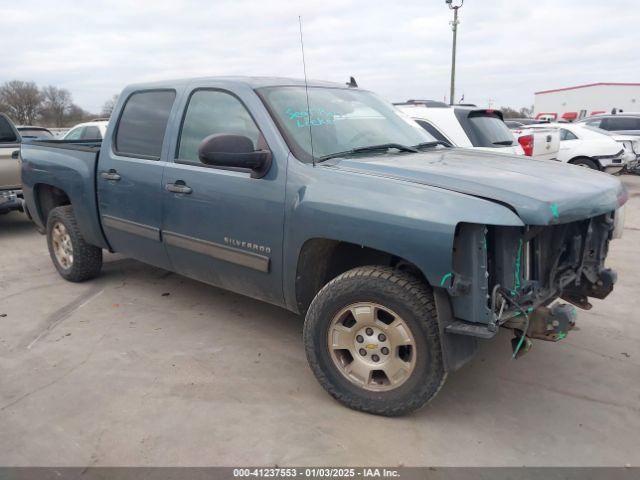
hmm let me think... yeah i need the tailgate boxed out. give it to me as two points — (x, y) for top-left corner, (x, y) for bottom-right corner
(531, 128), (560, 160)
(0, 144), (21, 190)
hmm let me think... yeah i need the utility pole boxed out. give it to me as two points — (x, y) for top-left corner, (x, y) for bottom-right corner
(446, 0), (463, 105)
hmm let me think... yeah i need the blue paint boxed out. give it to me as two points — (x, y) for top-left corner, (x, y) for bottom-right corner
(285, 107), (337, 128)
(550, 203), (559, 219)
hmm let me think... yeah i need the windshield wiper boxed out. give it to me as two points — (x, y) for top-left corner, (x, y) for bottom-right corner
(319, 143), (418, 161)
(414, 140), (452, 149)
(492, 140), (514, 146)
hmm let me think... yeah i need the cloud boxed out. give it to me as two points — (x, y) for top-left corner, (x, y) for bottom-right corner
(1, 0), (638, 112)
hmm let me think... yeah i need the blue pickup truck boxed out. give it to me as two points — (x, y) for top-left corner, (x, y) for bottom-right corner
(21, 77), (627, 416)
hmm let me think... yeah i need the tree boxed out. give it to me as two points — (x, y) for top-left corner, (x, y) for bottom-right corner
(519, 105), (534, 118)
(0, 80), (42, 124)
(40, 85), (73, 127)
(66, 104), (93, 125)
(499, 106), (521, 118)
(101, 94), (119, 117)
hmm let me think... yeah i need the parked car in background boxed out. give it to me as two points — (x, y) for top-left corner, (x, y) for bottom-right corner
(528, 123), (628, 173)
(577, 114), (640, 137)
(21, 76), (626, 416)
(62, 120), (108, 140)
(396, 100), (525, 155)
(0, 113), (23, 214)
(508, 125), (560, 161)
(16, 126), (54, 140)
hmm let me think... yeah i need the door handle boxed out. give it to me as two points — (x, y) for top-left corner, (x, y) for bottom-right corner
(166, 181), (192, 194)
(100, 169), (121, 181)
(11, 150), (19, 160)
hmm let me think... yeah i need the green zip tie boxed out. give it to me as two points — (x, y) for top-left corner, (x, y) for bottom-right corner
(511, 238), (523, 296)
(439, 272), (453, 287)
(512, 334), (526, 359)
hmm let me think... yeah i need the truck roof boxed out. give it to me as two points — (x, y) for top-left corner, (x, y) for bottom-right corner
(124, 76), (351, 91)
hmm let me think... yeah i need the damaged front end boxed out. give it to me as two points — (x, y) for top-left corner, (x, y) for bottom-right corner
(442, 212), (618, 360)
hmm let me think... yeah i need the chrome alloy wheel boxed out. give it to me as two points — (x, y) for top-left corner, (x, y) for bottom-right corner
(51, 222), (73, 270)
(327, 302), (417, 391)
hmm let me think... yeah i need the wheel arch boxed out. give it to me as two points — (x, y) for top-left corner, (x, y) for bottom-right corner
(568, 156), (601, 170)
(30, 182), (110, 249)
(33, 183), (71, 228)
(293, 237), (429, 315)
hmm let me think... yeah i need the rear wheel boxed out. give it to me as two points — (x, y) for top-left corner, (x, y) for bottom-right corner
(571, 157), (599, 170)
(303, 266), (445, 416)
(46, 205), (102, 282)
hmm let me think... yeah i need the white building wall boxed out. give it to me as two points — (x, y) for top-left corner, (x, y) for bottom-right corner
(534, 84), (640, 119)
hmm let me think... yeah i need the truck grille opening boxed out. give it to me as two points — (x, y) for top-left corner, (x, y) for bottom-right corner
(450, 214), (614, 326)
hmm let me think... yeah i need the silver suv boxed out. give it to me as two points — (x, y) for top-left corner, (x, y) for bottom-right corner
(578, 114), (640, 136)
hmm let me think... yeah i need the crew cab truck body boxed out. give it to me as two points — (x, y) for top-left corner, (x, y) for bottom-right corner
(21, 77), (626, 416)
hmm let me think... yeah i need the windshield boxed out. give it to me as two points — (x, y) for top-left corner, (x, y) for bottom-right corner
(258, 86), (436, 162)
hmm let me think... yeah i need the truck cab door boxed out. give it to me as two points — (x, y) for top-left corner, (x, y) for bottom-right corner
(97, 89), (177, 269)
(161, 87), (286, 305)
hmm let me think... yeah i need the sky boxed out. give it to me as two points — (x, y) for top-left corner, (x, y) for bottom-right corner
(1, 0), (639, 114)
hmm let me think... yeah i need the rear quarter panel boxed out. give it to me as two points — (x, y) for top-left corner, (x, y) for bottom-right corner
(21, 142), (110, 249)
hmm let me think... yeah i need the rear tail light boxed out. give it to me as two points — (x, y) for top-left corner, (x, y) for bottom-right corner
(518, 134), (534, 156)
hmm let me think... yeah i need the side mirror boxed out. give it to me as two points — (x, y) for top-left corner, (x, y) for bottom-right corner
(198, 134), (271, 178)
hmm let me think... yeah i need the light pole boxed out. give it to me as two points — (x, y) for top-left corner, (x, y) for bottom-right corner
(446, 0), (463, 105)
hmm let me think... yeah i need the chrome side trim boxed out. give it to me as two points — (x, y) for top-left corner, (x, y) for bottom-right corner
(163, 230), (270, 273)
(101, 215), (160, 241)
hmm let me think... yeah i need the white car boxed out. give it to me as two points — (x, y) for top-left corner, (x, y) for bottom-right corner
(528, 123), (628, 173)
(396, 101), (525, 155)
(62, 120), (108, 141)
(508, 125), (560, 161)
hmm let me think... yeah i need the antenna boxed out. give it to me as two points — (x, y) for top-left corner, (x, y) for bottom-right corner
(298, 15), (315, 166)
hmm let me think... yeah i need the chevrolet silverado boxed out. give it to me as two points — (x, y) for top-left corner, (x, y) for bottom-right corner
(20, 77), (627, 415)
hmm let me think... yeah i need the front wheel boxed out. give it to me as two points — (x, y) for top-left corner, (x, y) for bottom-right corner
(303, 266), (445, 416)
(46, 205), (103, 282)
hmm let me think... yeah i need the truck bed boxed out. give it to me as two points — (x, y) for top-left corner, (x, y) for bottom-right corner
(20, 139), (110, 249)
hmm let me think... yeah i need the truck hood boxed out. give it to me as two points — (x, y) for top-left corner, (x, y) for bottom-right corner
(324, 148), (626, 225)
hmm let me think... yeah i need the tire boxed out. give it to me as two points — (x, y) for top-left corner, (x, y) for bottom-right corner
(571, 157), (599, 170)
(46, 205), (102, 282)
(303, 266), (445, 416)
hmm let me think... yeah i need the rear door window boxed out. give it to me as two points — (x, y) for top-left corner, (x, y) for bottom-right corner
(456, 110), (515, 147)
(0, 116), (18, 143)
(115, 90), (176, 159)
(560, 129), (578, 141)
